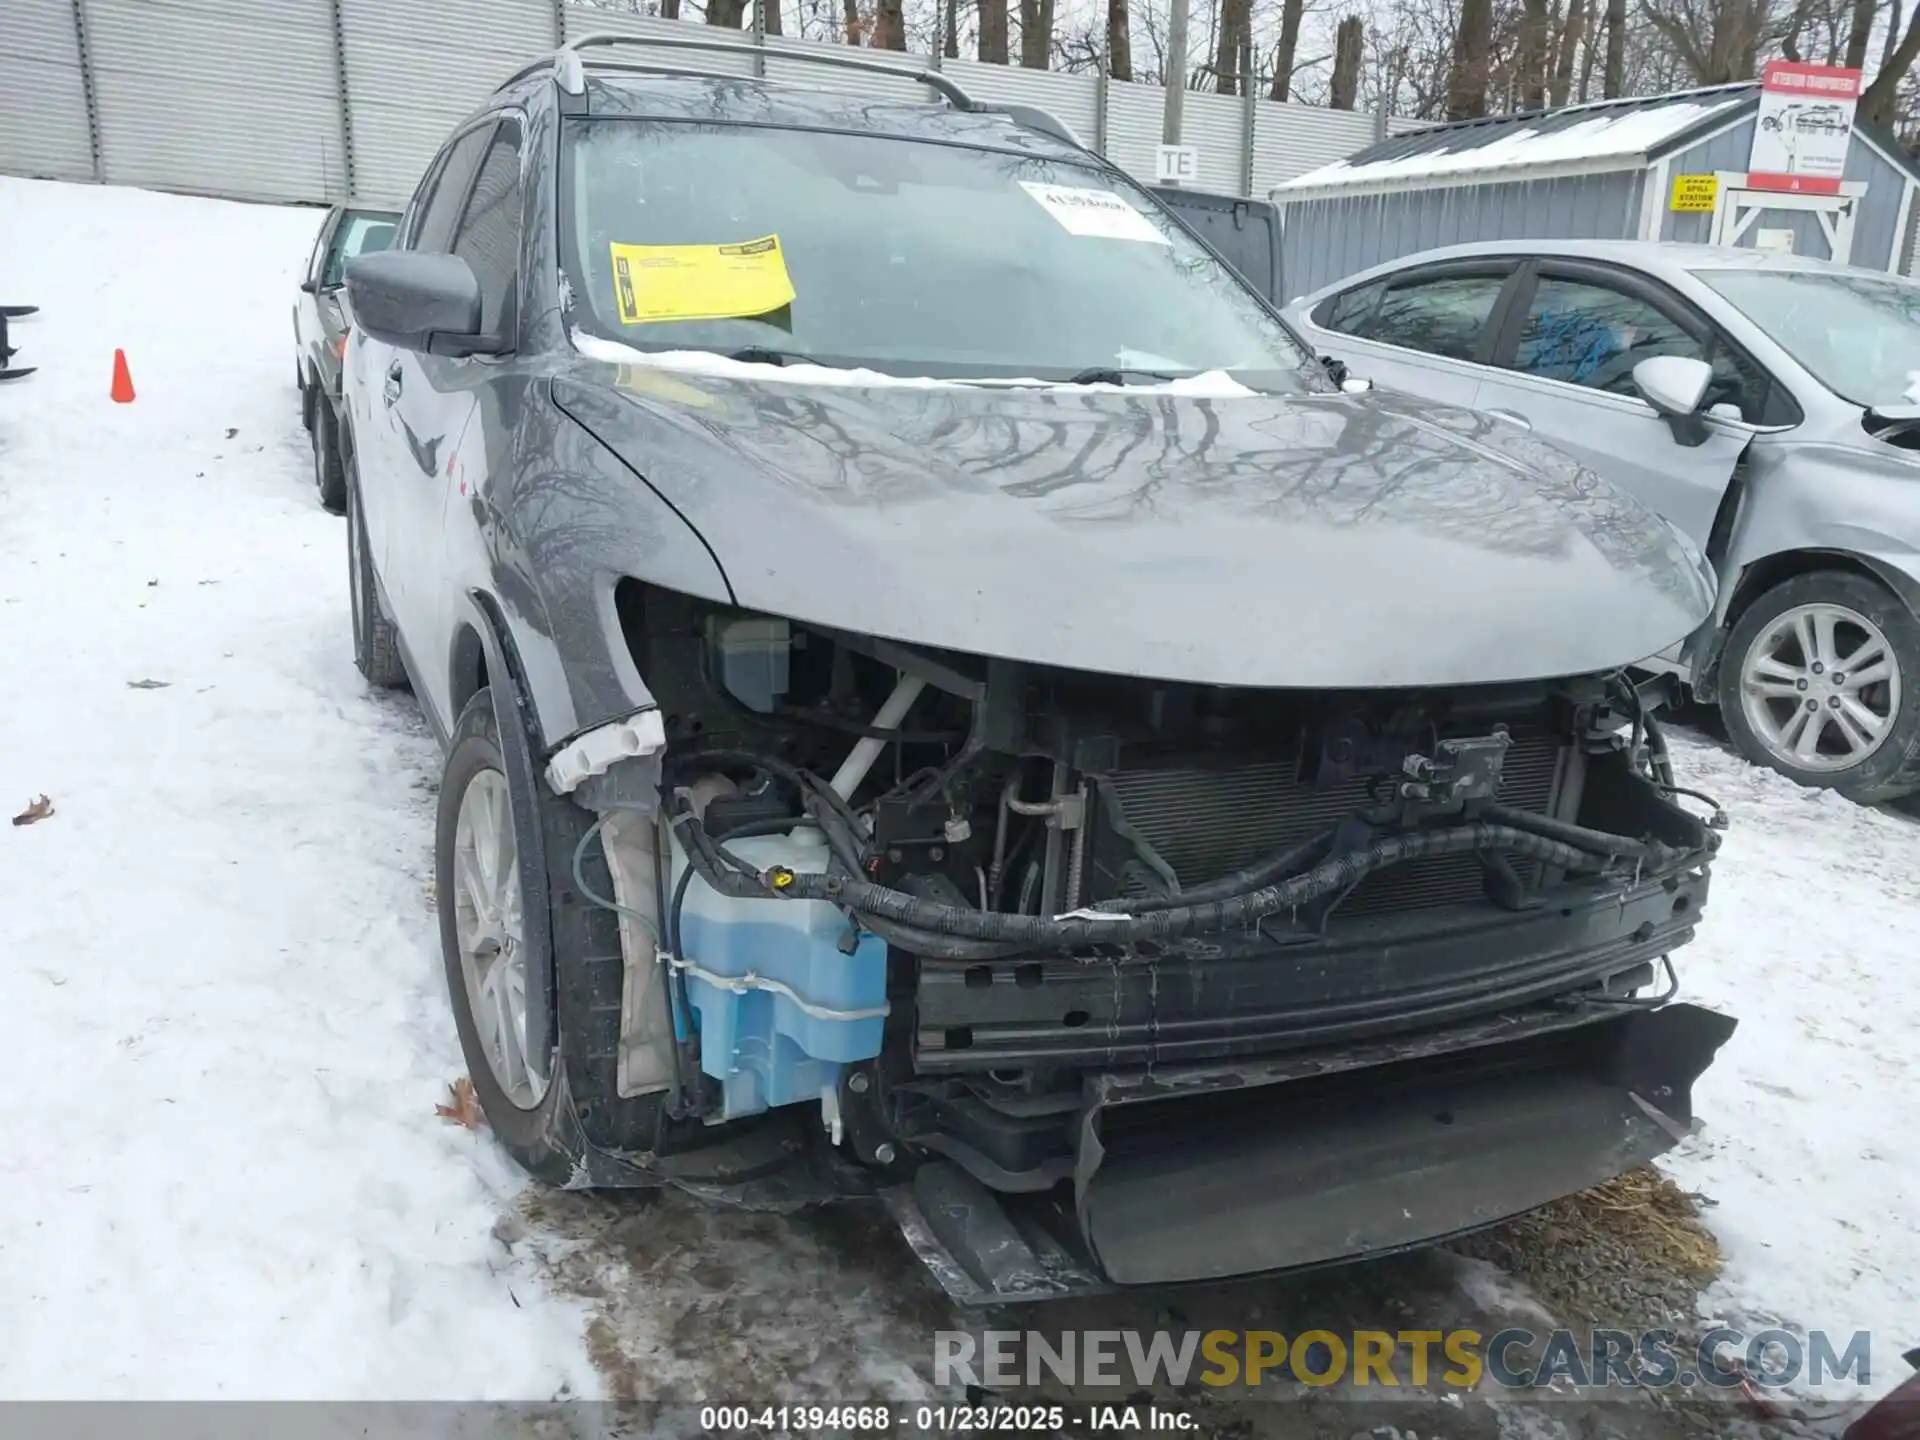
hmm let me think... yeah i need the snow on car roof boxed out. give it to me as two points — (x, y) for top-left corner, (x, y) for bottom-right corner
(1275, 91), (1749, 196)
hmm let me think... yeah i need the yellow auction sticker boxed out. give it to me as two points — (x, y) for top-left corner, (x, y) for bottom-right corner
(609, 235), (797, 326)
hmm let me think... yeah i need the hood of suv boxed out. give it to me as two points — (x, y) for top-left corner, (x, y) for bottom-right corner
(553, 361), (1713, 689)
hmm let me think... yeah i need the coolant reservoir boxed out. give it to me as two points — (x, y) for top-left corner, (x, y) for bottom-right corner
(670, 826), (887, 1120)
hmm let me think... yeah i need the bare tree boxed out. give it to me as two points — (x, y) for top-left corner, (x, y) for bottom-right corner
(1449, 0), (1497, 116)
(1268, 0), (1307, 98)
(946, 0), (961, 56)
(1578, 5), (1601, 95)
(1213, 0), (1253, 91)
(706, 0), (747, 25)
(1550, 0), (1587, 103)
(977, 0), (1009, 59)
(1019, 0), (1056, 65)
(1109, 0), (1134, 77)
(1359, 0), (1460, 116)
(873, 0), (906, 46)
(1637, 0), (1810, 84)
(844, 0), (863, 41)
(1330, 14), (1364, 105)
(1516, 0), (1551, 106)
(1603, 0), (1625, 94)
(760, 0), (783, 33)
(1866, 8), (1920, 122)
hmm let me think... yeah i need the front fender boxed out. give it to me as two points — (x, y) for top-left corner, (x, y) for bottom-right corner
(1720, 442), (1920, 627)
(458, 378), (733, 754)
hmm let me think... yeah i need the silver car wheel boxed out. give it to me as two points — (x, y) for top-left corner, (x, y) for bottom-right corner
(451, 769), (547, 1107)
(1739, 601), (1901, 773)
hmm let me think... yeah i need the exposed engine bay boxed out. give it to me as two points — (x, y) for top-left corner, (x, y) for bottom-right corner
(567, 584), (1735, 1301)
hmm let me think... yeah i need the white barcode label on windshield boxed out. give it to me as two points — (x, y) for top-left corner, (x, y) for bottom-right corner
(1018, 182), (1169, 244)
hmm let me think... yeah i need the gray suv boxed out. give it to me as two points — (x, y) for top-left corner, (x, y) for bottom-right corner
(340, 34), (1733, 1303)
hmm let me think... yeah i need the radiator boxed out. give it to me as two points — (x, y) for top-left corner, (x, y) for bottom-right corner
(1101, 734), (1567, 917)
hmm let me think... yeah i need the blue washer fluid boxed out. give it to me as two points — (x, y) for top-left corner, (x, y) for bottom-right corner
(669, 826), (888, 1120)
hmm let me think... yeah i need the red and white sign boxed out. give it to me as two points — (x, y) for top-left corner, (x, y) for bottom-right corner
(1747, 60), (1862, 195)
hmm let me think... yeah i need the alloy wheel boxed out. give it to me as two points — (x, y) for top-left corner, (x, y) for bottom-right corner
(1738, 601), (1901, 773)
(450, 769), (548, 1106)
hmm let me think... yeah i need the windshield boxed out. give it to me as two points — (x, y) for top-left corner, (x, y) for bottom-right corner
(558, 118), (1318, 389)
(321, 211), (397, 290)
(1694, 266), (1920, 409)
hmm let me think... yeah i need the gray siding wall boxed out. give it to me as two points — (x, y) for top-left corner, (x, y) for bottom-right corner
(1661, 115), (1910, 269)
(0, 4), (1386, 207)
(1279, 171), (1643, 298)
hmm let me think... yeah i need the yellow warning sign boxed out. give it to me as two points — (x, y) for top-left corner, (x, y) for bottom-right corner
(608, 236), (796, 326)
(1670, 174), (1719, 213)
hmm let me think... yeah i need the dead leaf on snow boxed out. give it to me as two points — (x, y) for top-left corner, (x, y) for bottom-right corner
(11, 794), (53, 827)
(224, 427), (238, 439)
(126, 678), (171, 690)
(435, 1076), (484, 1130)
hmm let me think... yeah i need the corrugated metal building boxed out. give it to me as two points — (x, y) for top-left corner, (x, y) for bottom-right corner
(0, 1), (1398, 208)
(1270, 83), (1920, 298)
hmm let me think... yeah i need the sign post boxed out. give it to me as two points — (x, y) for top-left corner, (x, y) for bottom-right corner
(1747, 60), (1863, 195)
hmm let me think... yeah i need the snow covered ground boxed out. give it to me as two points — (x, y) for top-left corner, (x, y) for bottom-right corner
(1658, 731), (1920, 1393)
(0, 178), (596, 1400)
(0, 174), (1915, 1411)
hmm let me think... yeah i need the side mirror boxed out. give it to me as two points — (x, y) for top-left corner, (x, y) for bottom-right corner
(1632, 355), (1715, 447)
(298, 278), (318, 295)
(344, 250), (483, 354)
(1320, 353), (1350, 387)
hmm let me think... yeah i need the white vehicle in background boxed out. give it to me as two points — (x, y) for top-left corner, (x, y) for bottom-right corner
(1286, 239), (1920, 802)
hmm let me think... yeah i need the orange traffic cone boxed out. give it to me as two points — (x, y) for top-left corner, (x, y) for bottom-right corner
(110, 349), (135, 404)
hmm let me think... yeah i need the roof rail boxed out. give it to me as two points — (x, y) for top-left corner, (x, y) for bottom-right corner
(505, 30), (979, 112)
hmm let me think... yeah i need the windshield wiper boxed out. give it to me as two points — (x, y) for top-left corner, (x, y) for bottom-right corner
(1064, 366), (1178, 386)
(725, 345), (821, 368)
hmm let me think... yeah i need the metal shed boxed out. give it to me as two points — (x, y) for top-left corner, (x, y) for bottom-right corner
(1270, 83), (1920, 298)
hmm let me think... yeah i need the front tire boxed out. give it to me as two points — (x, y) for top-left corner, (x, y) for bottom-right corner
(439, 693), (576, 1184)
(436, 688), (666, 1184)
(1717, 570), (1920, 801)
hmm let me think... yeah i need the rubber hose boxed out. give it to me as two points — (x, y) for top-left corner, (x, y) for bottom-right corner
(1479, 803), (1683, 864)
(767, 824), (1612, 949)
(1094, 831), (1332, 914)
(1644, 713), (1677, 790)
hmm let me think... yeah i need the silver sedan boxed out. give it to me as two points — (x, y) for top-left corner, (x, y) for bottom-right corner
(1285, 238), (1920, 802)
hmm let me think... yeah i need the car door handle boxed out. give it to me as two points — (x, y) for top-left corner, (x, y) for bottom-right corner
(1484, 408), (1531, 431)
(383, 361), (403, 407)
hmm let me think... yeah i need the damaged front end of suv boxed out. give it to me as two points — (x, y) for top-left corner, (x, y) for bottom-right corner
(350, 60), (1738, 1304)
(557, 583), (1733, 1302)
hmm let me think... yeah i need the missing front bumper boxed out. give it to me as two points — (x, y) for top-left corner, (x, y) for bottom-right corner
(884, 1001), (1736, 1303)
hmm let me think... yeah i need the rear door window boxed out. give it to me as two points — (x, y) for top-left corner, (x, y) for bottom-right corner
(1505, 270), (1783, 422)
(409, 125), (494, 255)
(1510, 276), (1703, 394)
(451, 127), (524, 344)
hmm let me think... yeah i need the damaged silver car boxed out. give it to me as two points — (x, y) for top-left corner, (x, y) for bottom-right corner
(339, 33), (1736, 1301)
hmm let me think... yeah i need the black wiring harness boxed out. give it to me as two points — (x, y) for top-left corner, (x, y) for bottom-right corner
(664, 763), (1706, 959)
